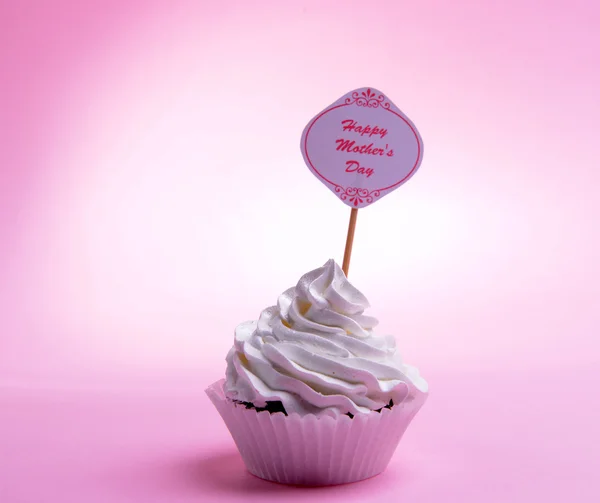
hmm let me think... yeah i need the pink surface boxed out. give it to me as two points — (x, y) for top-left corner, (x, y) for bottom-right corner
(2, 370), (598, 502)
(1, 0), (599, 501)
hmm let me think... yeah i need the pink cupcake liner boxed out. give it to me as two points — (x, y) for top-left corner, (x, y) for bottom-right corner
(206, 379), (427, 486)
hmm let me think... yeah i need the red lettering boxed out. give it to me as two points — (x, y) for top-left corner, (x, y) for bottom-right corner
(336, 138), (389, 156)
(345, 160), (374, 178)
(358, 143), (376, 154)
(341, 120), (357, 133)
(340, 120), (388, 139)
(345, 160), (360, 173)
(336, 138), (356, 152)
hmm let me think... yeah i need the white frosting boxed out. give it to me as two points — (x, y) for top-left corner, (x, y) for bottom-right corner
(224, 259), (428, 416)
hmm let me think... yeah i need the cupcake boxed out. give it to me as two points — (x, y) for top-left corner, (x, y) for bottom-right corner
(206, 259), (428, 486)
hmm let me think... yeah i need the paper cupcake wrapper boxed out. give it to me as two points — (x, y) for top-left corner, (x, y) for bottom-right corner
(206, 379), (427, 486)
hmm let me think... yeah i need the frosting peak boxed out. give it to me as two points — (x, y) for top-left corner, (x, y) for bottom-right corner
(277, 259), (377, 339)
(225, 260), (427, 416)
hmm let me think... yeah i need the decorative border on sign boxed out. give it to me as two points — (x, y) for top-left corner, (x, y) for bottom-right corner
(344, 88), (391, 109)
(303, 90), (422, 207)
(335, 187), (382, 207)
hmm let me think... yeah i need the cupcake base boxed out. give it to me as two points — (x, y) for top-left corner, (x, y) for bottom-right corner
(206, 379), (427, 486)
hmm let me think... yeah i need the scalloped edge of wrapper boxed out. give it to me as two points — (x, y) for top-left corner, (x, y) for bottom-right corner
(206, 379), (427, 486)
(300, 87), (424, 209)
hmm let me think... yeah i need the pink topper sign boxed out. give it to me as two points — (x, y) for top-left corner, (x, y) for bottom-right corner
(300, 87), (424, 208)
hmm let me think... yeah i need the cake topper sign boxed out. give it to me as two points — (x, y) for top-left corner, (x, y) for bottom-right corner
(300, 87), (424, 275)
(300, 87), (423, 209)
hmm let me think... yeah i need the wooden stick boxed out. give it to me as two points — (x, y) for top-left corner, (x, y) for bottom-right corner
(342, 208), (358, 277)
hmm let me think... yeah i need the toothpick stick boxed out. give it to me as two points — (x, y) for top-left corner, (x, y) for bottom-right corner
(342, 208), (358, 276)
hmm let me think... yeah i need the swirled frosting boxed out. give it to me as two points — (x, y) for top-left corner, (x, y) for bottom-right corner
(224, 260), (427, 416)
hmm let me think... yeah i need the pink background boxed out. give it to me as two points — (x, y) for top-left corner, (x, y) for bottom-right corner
(1, 0), (598, 501)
